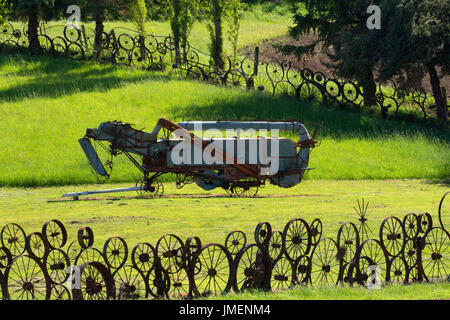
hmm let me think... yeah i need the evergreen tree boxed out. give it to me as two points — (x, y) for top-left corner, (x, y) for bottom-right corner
(379, 0), (449, 121)
(283, 0), (388, 107)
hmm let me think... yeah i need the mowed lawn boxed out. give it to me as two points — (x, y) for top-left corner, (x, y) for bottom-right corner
(0, 54), (449, 187)
(0, 179), (449, 299)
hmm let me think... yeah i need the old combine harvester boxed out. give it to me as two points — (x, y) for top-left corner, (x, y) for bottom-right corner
(63, 118), (317, 199)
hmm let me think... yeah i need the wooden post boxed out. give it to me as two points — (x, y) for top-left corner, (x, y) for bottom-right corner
(254, 46), (259, 76)
(81, 24), (89, 51)
(442, 87), (448, 119)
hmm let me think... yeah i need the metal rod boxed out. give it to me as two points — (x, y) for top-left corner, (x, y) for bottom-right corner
(62, 186), (144, 200)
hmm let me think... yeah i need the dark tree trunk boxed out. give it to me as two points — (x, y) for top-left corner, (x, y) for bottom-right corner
(361, 70), (378, 114)
(94, 9), (105, 52)
(171, 0), (181, 65)
(28, 7), (40, 53)
(212, 0), (224, 70)
(427, 64), (447, 122)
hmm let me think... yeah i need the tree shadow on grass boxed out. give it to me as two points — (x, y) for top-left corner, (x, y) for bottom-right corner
(0, 53), (174, 103)
(167, 90), (450, 141)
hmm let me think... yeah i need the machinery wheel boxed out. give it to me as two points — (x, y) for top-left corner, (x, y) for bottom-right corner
(136, 178), (164, 198)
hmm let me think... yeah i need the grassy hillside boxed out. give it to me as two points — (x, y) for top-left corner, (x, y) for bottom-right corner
(0, 54), (449, 187)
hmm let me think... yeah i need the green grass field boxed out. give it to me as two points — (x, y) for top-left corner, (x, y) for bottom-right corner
(0, 6), (449, 299)
(0, 179), (448, 299)
(0, 54), (448, 187)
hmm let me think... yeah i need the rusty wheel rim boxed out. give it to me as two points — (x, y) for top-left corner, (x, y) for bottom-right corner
(283, 218), (311, 261)
(1, 223), (26, 257)
(103, 236), (128, 270)
(112, 265), (147, 300)
(192, 244), (232, 296)
(380, 217), (405, 257)
(270, 257), (294, 292)
(309, 238), (340, 287)
(131, 242), (156, 273)
(225, 231), (247, 256)
(42, 219), (67, 249)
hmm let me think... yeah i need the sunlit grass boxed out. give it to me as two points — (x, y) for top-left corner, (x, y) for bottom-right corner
(0, 54), (449, 187)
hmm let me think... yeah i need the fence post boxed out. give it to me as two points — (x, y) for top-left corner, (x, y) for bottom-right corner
(81, 24), (89, 51)
(254, 46), (259, 76)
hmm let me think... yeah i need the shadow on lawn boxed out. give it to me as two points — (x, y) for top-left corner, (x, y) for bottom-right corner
(0, 53), (173, 102)
(168, 91), (450, 141)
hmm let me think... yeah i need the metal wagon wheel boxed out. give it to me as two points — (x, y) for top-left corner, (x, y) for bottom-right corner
(356, 239), (389, 286)
(254, 221), (272, 246)
(419, 227), (449, 282)
(402, 239), (419, 269)
(283, 218), (311, 261)
(44, 248), (70, 285)
(112, 265), (148, 300)
(439, 192), (449, 232)
(418, 213), (433, 235)
(309, 238), (340, 286)
(387, 256), (408, 284)
(49, 284), (71, 300)
(73, 262), (115, 300)
(192, 244), (233, 297)
(103, 236), (128, 270)
(337, 222), (360, 265)
(310, 218), (323, 247)
(267, 231), (284, 262)
(25, 232), (49, 260)
(136, 177), (164, 198)
(270, 256), (294, 292)
(52, 36), (68, 55)
(77, 227), (94, 249)
(131, 242), (156, 273)
(1, 223), (26, 257)
(293, 255), (311, 285)
(225, 231), (247, 256)
(233, 244), (271, 293)
(0, 22), (14, 42)
(146, 263), (170, 299)
(0, 246), (12, 268)
(402, 213), (420, 241)
(118, 33), (135, 51)
(66, 240), (83, 265)
(4, 255), (51, 300)
(185, 236), (202, 260)
(167, 267), (191, 299)
(74, 247), (107, 267)
(63, 26), (80, 43)
(66, 42), (85, 60)
(42, 219), (67, 249)
(379, 216), (405, 257)
(156, 234), (185, 273)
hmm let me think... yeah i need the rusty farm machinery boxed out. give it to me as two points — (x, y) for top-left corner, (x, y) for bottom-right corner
(63, 118), (318, 199)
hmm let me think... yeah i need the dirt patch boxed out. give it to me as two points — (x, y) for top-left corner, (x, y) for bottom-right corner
(240, 34), (449, 96)
(46, 193), (325, 202)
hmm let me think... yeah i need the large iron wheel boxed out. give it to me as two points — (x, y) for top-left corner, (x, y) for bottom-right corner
(44, 248), (70, 285)
(73, 262), (115, 300)
(309, 238), (340, 286)
(233, 244), (271, 292)
(192, 244), (233, 296)
(132, 242), (156, 273)
(379, 216), (405, 257)
(270, 256), (294, 292)
(156, 234), (185, 273)
(283, 218), (311, 261)
(4, 255), (51, 300)
(42, 219), (67, 249)
(112, 265), (147, 300)
(225, 231), (247, 256)
(420, 227), (449, 282)
(1, 223), (26, 257)
(337, 222), (360, 265)
(103, 236), (128, 270)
